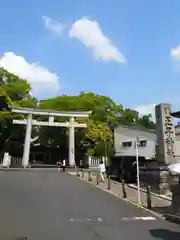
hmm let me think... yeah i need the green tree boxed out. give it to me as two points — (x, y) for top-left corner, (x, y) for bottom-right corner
(38, 93), (118, 157)
(138, 114), (155, 129)
(0, 68), (38, 154)
(0, 68), (155, 159)
(37, 92), (155, 158)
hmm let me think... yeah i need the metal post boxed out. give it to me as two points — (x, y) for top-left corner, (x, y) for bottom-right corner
(81, 168), (84, 178)
(146, 185), (152, 209)
(96, 171), (100, 185)
(69, 117), (75, 166)
(22, 114), (32, 168)
(88, 171), (92, 181)
(121, 179), (127, 198)
(76, 167), (80, 177)
(107, 173), (111, 190)
(136, 137), (141, 204)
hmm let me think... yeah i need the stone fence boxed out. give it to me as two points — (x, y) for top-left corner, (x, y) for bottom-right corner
(0, 155), (22, 168)
(80, 156), (107, 168)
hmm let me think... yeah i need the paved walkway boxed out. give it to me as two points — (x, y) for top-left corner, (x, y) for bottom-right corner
(69, 171), (171, 216)
(1, 171), (180, 239)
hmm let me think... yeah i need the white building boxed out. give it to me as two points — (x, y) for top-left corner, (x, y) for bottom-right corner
(114, 124), (180, 160)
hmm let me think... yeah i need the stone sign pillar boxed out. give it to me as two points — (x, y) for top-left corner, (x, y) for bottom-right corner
(154, 103), (177, 193)
(140, 103), (178, 194)
(155, 103), (176, 165)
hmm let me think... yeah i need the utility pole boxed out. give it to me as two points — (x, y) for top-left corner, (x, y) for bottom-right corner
(136, 136), (141, 205)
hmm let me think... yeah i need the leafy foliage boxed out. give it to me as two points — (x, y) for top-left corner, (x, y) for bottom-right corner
(38, 92), (154, 157)
(0, 68), (38, 154)
(0, 68), (155, 158)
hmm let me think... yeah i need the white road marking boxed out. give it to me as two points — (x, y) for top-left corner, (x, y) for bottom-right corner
(97, 217), (103, 222)
(69, 217), (103, 222)
(69, 218), (75, 222)
(121, 217), (129, 221)
(69, 216), (157, 223)
(140, 217), (157, 220)
(121, 216), (157, 221)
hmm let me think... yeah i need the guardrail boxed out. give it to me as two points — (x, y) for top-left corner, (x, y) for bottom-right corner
(0, 156), (22, 167)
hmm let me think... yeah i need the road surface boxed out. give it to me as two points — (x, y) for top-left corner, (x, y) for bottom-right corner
(0, 171), (179, 239)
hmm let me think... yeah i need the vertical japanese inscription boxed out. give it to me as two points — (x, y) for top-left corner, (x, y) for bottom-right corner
(163, 107), (175, 159)
(155, 103), (176, 164)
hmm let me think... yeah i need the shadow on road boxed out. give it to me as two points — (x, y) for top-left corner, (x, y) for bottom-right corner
(150, 229), (180, 240)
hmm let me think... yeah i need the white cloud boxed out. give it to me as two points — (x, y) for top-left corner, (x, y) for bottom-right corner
(0, 52), (60, 97)
(42, 15), (65, 36)
(69, 18), (126, 63)
(135, 104), (156, 122)
(170, 45), (180, 71)
(171, 45), (180, 60)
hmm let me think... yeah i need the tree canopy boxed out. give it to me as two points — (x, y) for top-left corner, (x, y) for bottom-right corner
(0, 67), (155, 158)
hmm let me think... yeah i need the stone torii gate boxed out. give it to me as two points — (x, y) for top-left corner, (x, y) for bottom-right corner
(12, 107), (91, 167)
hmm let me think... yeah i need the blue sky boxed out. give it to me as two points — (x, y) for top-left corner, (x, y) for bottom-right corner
(0, 0), (180, 118)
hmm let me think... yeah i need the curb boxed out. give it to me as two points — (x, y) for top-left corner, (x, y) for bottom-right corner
(164, 213), (180, 225)
(127, 184), (172, 202)
(68, 172), (165, 220)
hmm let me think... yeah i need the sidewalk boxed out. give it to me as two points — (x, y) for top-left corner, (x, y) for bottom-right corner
(68, 171), (171, 217)
(127, 183), (172, 201)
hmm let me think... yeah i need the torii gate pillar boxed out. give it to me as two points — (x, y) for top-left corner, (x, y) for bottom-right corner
(69, 117), (75, 166)
(23, 114), (32, 167)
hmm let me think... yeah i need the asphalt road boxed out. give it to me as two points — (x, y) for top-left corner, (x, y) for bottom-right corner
(0, 171), (180, 240)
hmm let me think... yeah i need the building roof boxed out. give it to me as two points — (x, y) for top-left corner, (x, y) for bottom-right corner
(171, 111), (180, 118)
(115, 124), (156, 134)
